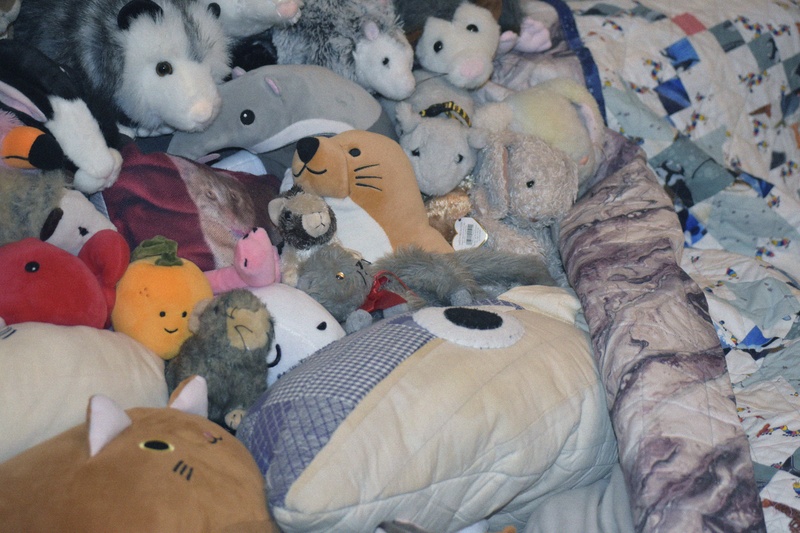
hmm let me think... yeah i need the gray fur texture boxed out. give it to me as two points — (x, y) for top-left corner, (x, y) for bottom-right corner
(296, 242), (555, 332)
(165, 289), (274, 431)
(0, 167), (66, 247)
(14, 0), (230, 133)
(268, 185), (338, 286)
(269, 0), (411, 97)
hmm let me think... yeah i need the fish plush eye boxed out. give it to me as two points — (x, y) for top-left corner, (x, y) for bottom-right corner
(466, 24), (479, 32)
(156, 61), (173, 77)
(240, 110), (255, 125)
(434, 41), (443, 53)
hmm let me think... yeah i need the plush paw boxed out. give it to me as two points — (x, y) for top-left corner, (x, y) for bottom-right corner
(345, 309), (373, 334)
(224, 408), (247, 431)
(72, 148), (123, 194)
(513, 17), (552, 53)
(449, 288), (473, 306)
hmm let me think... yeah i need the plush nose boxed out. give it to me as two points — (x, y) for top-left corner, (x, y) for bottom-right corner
(296, 137), (320, 164)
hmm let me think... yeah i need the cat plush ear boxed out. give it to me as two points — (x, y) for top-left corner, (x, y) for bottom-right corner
(168, 375), (209, 418)
(87, 395), (133, 457)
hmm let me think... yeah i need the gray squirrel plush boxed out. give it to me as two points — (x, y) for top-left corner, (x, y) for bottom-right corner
(296, 242), (555, 333)
(165, 289), (275, 432)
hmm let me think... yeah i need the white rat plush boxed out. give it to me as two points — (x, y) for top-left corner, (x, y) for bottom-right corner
(390, 69), (485, 196)
(13, 0), (231, 136)
(269, 0), (416, 100)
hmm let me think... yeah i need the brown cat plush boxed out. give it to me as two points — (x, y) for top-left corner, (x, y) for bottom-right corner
(291, 130), (453, 262)
(0, 376), (278, 533)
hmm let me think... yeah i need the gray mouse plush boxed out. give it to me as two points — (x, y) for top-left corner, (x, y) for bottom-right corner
(296, 242), (555, 333)
(165, 288), (275, 432)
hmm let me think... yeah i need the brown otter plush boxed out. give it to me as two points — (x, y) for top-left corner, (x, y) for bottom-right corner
(291, 130), (453, 262)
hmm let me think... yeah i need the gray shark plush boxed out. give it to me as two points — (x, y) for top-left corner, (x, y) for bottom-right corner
(167, 63), (396, 176)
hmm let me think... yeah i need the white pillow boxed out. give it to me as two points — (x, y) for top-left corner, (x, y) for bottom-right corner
(0, 322), (168, 462)
(238, 289), (618, 532)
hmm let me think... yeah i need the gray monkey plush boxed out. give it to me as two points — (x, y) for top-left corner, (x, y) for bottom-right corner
(165, 289), (274, 432)
(296, 242), (555, 333)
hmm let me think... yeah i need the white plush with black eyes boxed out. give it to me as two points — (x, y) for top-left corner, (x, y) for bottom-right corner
(13, 0), (231, 136)
(414, 2), (500, 89)
(352, 21), (415, 101)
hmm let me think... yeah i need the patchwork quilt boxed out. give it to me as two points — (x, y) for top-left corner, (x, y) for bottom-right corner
(563, 0), (800, 530)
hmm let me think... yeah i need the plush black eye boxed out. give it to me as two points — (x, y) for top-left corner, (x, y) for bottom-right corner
(526, 180), (535, 188)
(160, 311), (166, 317)
(156, 61), (173, 77)
(240, 110), (255, 125)
(411, 148), (420, 157)
(466, 24), (479, 32)
(434, 40), (443, 53)
(140, 440), (174, 451)
(335, 271), (345, 280)
(282, 210), (292, 221)
(382, 57), (390, 66)
(317, 321), (328, 330)
(24, 261), (39, 273)
(348, 148), (361, 157)
(456, 154), (464, 163)
(182, 311), (188, 317)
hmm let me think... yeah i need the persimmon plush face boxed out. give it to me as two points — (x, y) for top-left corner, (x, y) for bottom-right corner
(112, 256), (213, 360)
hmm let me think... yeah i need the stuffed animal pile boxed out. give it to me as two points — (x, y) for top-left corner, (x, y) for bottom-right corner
(0, 0), (609, 530)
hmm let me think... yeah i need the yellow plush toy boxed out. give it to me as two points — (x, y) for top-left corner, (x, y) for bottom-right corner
(112, 236), (213, 360)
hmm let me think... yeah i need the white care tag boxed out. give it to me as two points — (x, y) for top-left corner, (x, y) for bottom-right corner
(452, 216), (488, 250)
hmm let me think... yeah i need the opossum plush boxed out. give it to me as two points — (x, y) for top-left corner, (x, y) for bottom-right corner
(269, 0), (415, 100)
(13, 0), (231, 136)
(204, 0), (301, 40)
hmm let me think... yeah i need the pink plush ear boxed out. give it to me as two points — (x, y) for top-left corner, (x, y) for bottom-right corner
(0, 79), (47, 122)
(169, 375), (209, 418)
(78, 229), (130, 325)
(87, 395), (132, 457)
(362, 20), (380, 41)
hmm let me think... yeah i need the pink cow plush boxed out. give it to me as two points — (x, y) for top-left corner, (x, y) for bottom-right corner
(204, 227), (281, 294)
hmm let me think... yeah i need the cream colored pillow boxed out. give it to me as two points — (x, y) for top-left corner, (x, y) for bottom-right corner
(239, 291), (617, 532)
(0, 322), (168, 462)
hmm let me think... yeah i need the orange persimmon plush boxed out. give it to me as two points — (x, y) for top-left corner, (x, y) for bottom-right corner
(112, 236), (213, 360)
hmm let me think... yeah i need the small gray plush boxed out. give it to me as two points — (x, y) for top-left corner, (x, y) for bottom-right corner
(268, 185), (338, 286)
(296, 242), (555, 333)
(269, 0), (415, 100)
(165, 289), (275, 432)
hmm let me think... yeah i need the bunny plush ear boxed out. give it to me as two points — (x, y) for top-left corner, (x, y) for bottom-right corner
(472, 133), (511, 220)
(87, 395), (133, 457)
(168, 375), (209, 418)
